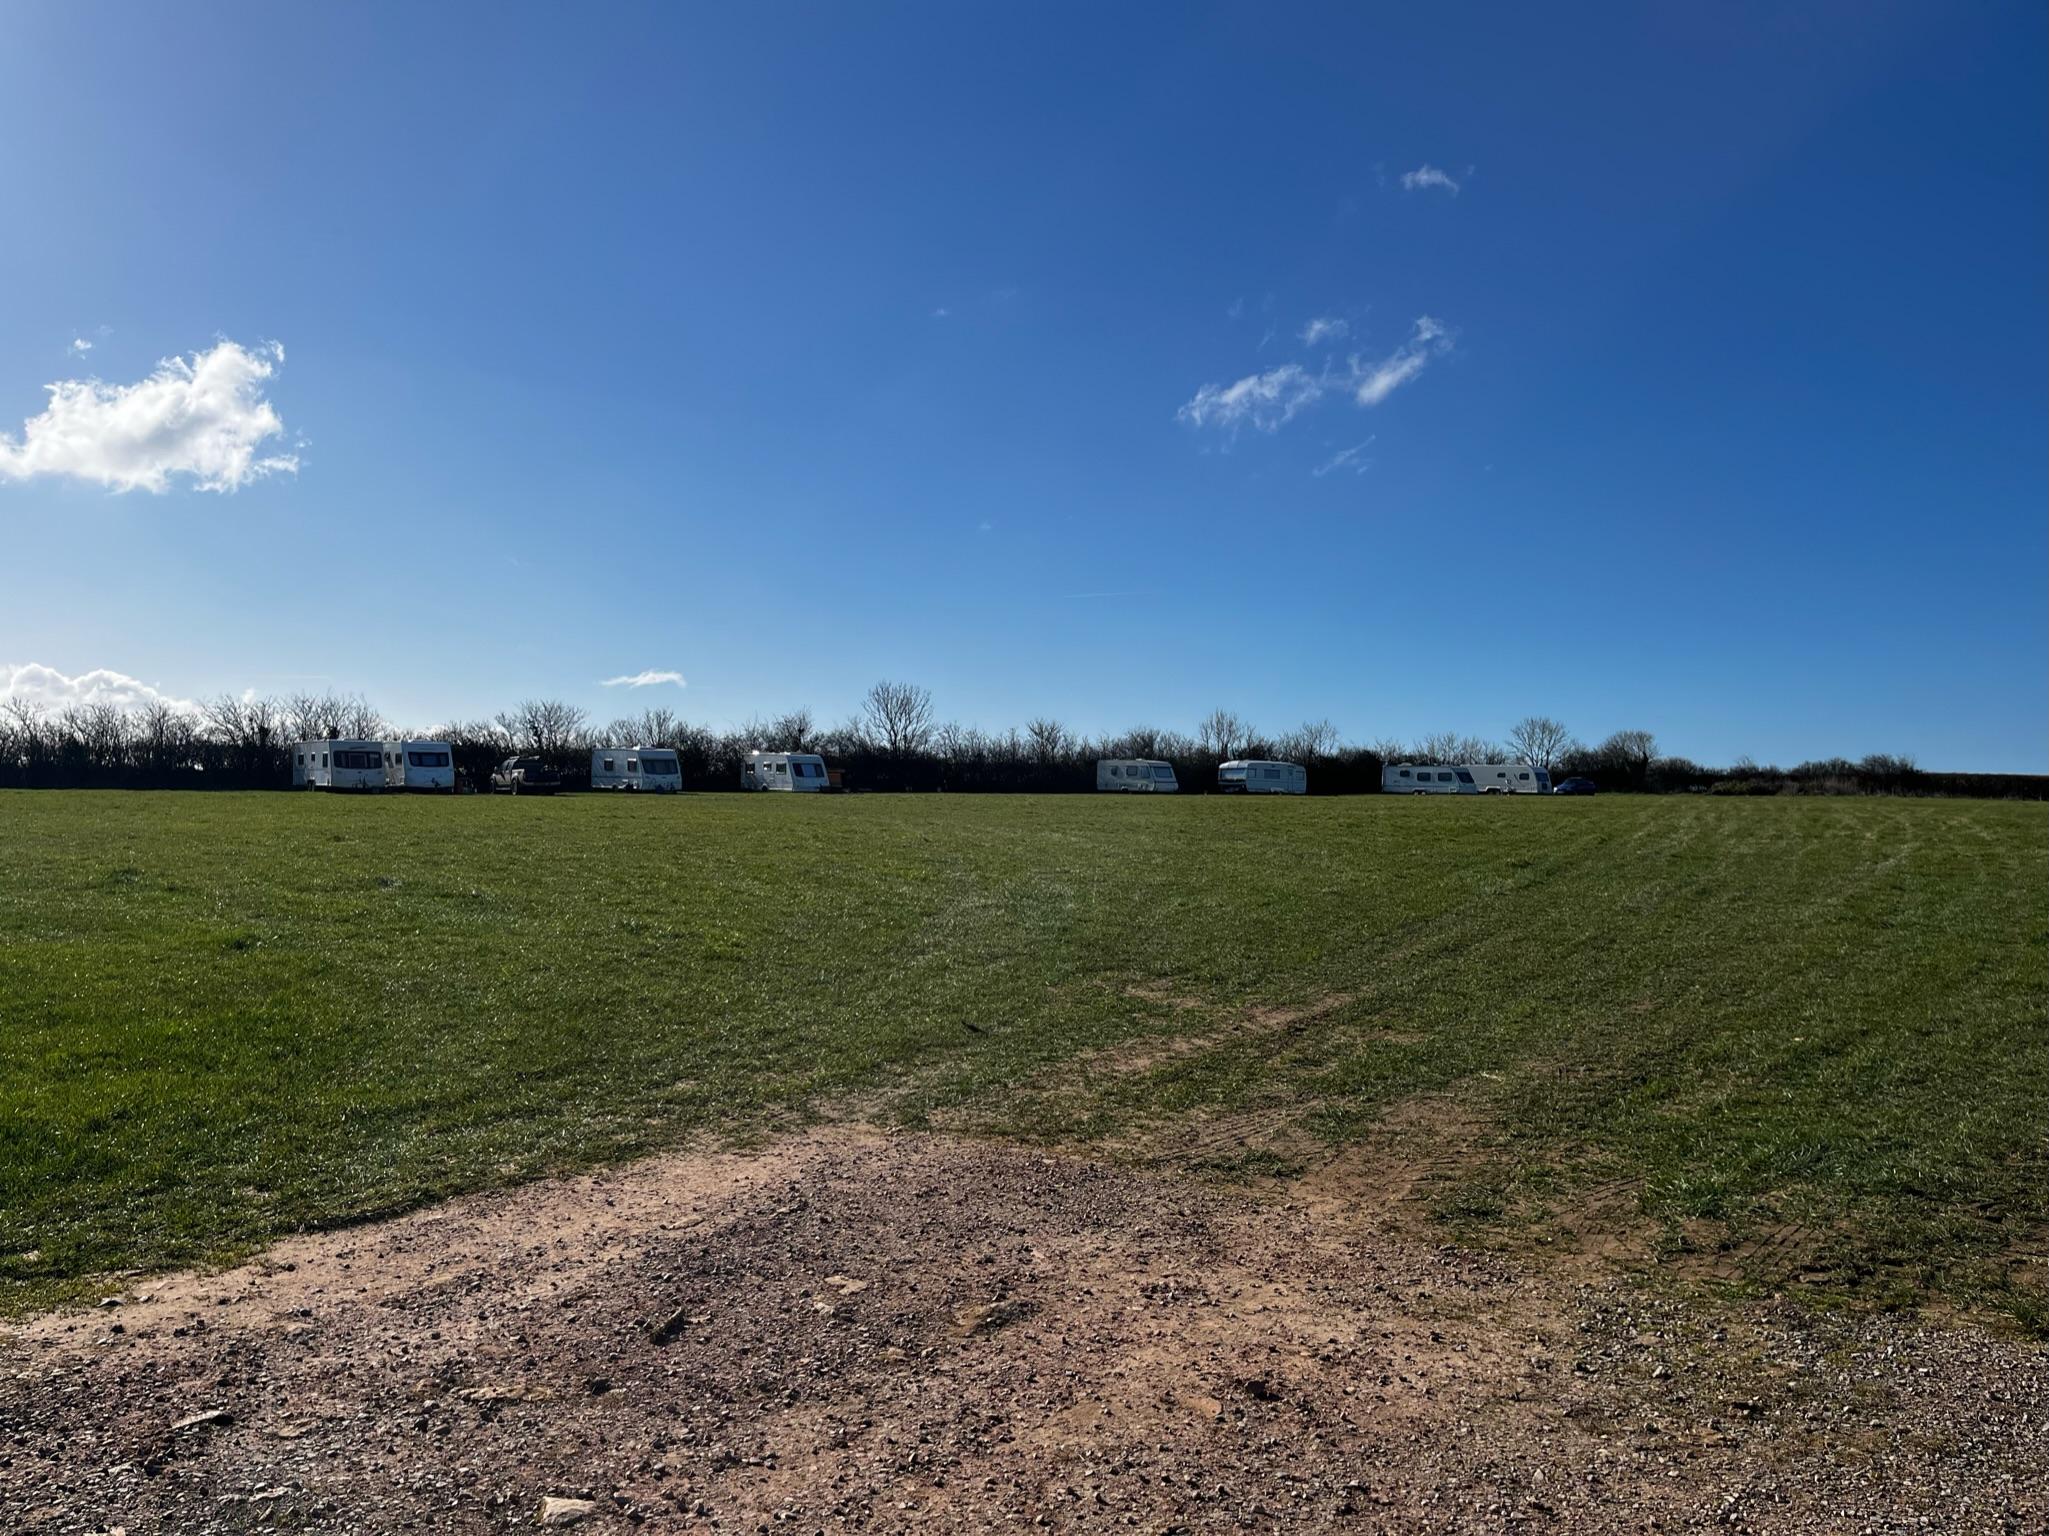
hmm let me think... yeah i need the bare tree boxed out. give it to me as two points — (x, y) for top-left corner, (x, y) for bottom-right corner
(1025, 716), (1068, 764)
(861, 680), (935, 758)
(284, 691), (334, 743)
(1286, 718), (1340, 762)
(1598, 728), (1658, 787)
(1114, 723), (1167, 759)
(281, 690), (375, 743)
(335, 694), (383, 741)
(935, 721), (982, 762)
(1409, 732), (1500, 765)
(1196, 707), (1251, 761)
(769, 707), (817, 752)
(1506, 716), (1575, 776)
(134, 698), (195, 775)
(495, 699), (588, 754)
(601, 706), (684, 747)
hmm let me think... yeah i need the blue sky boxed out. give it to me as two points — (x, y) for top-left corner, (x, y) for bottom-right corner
(1, 2), (2043, 770)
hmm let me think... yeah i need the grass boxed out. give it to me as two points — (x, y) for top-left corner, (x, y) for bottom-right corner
(1, 790), (2043, 1327)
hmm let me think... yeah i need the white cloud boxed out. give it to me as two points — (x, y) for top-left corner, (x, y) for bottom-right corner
(1299, 316), (1349, 347)
(0, 339), (298, 494)
(1180, 316), (1452, 436)
(931, 307), (951, 319)
(1176, 363), (1326, 435)
(69, 338), (92, 355)
(600, 670), (687, 689)
(1400, 164), (1461, 195)
(1349, 317), (1452, 407)
(1312, 439), (1375, 478)
(1, 661), (198, 716)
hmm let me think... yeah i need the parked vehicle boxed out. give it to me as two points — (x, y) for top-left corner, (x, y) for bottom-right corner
(1097, 758), (1179, 793)
(1218, 759), (1307, 794)
(590, 746), (682, 792)
(293, 739), (388, 791)
(383, 740), (455, 793)
(1552, 777), (1598, 796)
(1465, 762), (1550, 794)
(1381, 762), (1477, 794)
(491, 755), (562, 794)
(742, 750), (829, 791)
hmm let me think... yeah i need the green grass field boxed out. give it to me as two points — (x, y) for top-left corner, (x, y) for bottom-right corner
(2, 791), (2043, 1326)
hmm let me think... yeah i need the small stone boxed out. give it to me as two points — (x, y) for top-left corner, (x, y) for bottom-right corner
(539, 1495), (596, 1526)
(171, 1409), (231, 1434)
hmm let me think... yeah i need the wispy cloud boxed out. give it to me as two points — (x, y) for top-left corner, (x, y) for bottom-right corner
(1312, 439), (1375, 477)
(1299, 316), (1349, 347)
(1226, 297), (1245, 320)
(68, 338), (92, 356)
(1350, 316), (1452, 406)
(1176, 363), (1326, 435)
(1, 661), (198, 715)
(0, 339), (296, 494)
(600, 670), (687, 690)
(1179, 317), (1452, 436)
(931, 307), (951, 319)
(1400, 164), (1461, 196)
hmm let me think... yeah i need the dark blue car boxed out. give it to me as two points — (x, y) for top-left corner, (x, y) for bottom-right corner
(1552, 777), (1598, 796)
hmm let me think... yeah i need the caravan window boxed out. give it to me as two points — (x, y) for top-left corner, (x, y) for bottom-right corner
(1517, 771), (1529, 780)
(644, 757), (678, 775)
(1263, 767), (1280, 779)
(1455, 770), (1475, 784)
(627, 759), (639, 772)
(1437, 771), (1453, 782)
(1398, 768), (1411, 778)
(1152, 765), (1175, 780)
(602, 757), (615, 772)
(410, 752), (449, 767)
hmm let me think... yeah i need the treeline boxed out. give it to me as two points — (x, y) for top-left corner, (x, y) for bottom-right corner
(0, 685), (2040, 799)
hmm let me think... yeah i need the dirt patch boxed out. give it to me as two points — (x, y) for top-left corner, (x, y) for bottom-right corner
(3, 1128), (2043, 1533)
(1087, 986), (1357, 1074)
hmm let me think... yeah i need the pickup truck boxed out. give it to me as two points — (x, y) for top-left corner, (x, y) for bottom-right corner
(491, 755), (563, 795)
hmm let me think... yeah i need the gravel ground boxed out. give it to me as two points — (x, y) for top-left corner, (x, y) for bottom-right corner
(3, 1128), (2042, 1533)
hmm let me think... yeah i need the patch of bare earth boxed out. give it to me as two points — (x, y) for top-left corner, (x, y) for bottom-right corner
(3, 1129), (2043, 1534)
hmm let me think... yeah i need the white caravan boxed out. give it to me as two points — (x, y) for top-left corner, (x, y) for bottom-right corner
(1097, 759), (1179, 793)
(383, 740), (455, 793)
(1218, 759), (1307, 795)
(742, 750), (828, 791)
(592, 745), (683, 792)
(1382, 762), (1479, 795)
(1466, 762), (1550, 794)
(294, 739), (388, 791)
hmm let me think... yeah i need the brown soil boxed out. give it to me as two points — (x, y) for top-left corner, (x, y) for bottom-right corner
(3, 1128), (2043, 1534)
